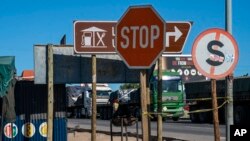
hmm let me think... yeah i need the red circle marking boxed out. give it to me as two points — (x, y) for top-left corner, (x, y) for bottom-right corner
(192, 28), (239, 79)
(209, 31), (221, 75)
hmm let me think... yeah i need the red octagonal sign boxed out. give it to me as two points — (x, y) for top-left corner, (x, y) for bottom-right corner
(116, 6), (165, 69)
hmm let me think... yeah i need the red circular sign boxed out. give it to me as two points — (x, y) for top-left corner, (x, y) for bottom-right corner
(192, 28), (239, 79)
(116, 6), (165, 69)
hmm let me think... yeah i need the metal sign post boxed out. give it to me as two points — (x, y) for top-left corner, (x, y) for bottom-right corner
(226, 0), (233, 141)
(192, 28), (238, 141)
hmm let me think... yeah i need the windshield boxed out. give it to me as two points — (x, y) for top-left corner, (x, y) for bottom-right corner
(162, 79), (182, 92)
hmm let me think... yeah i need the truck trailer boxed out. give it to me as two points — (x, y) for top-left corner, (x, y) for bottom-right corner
(185, 76), (250, 124)
(66, 83), (112, 119)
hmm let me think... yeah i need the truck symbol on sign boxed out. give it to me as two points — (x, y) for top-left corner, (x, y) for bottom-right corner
(81, 26), (107, 48)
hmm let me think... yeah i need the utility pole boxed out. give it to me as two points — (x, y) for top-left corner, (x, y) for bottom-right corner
(225, 0), (234, 141)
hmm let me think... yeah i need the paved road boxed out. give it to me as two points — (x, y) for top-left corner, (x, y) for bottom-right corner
(68, 118), (226, 141)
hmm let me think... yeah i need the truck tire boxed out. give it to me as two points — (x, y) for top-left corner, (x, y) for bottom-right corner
(162, 117), (167, 122)
(234, 106), (246, 124)
(134, 108), (141, 121)
(190, 113), (199, 123)
(199, 112), (209, 123)
(100, 108), (104, 120)
(172, 117), (179, 121)
(218, 107), (225, 124)
(104, 107), (108, 120)
(198, 106), (211, 123)
(108, 106), (113, 120)
(189, 106), (200, 123)
(84, 108), (90, 118)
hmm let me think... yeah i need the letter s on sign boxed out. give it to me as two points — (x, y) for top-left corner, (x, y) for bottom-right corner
(121, 27), (129, 48)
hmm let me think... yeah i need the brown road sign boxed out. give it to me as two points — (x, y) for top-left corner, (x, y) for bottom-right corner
(164, 22), (192, 53)
(74, 21), (116, 54)
(116, 6), (165, 69)
(74, 21), (192, 54)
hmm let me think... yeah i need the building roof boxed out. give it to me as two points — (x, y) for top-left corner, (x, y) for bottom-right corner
(21, 70), (34, 80)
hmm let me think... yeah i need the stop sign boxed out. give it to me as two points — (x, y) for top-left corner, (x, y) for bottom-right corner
(116, 6), (165, 69)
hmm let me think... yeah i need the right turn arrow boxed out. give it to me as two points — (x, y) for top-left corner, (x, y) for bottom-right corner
(166, 26), (183, 47)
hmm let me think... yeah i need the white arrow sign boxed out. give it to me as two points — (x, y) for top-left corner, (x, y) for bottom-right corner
(166, 26), (183, 47)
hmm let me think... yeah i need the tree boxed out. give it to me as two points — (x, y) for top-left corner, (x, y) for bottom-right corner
(119, 83), (139, 90)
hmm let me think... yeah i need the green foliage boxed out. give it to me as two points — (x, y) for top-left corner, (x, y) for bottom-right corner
(119, 83), (139, 90)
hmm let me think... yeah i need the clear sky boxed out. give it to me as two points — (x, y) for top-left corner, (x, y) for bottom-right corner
(0, 0), (249, 90)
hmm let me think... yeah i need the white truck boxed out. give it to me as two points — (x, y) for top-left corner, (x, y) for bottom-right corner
(66, 83), (112, 118)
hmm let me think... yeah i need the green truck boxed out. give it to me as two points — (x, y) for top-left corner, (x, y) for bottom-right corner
(150, 71), (185, 121)
(127, 71), (185, 121)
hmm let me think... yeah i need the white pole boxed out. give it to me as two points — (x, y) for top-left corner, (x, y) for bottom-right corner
(225, 0), (233, 141)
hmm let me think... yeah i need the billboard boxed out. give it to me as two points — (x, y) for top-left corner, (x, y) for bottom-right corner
(163, 55), (207, 82)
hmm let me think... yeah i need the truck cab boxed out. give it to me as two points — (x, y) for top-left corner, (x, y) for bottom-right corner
(66, 83), (112, 118)
(85, 83), (112, 105)
(151, 71), (184, 121)
(82, 83), (112, 118)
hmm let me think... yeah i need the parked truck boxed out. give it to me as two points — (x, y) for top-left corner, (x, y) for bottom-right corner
(109, 71), (185, 121)
(151, 71), (185, 121)
(66, 83), (112, 118)
(185, 76), (250, 124)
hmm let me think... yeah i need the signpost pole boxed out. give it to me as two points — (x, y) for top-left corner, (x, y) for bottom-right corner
(146, 70), (151, 141)
(116, 6), (165, 141)
(192, 27), (238, 141)
(157, 57), (163, 141)
(225, 0), (234, 141)
(211, 79), (221, 141)
(47, 44), (54, 141)
(91, 55), (97, 141)
(140, 70), (149, 141)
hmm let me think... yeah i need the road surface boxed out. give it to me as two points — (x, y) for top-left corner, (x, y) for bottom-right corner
(68, 118), (226, 141)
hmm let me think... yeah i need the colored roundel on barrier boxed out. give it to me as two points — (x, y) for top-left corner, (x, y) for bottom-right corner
(22, 122), (36, 138)
(192, 28), (239, 79)
(39, 122), (47, 137)
(4, 123), (18, 138)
